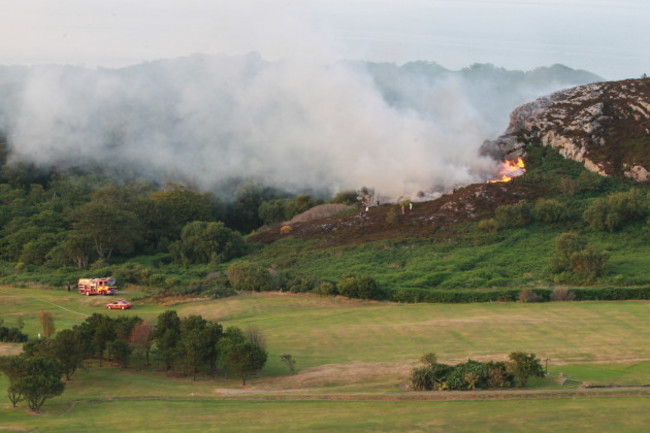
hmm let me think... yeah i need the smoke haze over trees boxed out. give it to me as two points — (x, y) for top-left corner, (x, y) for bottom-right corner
(0, 55), (601, 198)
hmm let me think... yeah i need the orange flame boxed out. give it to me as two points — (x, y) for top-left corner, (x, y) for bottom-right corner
(487, 157), (526, 183)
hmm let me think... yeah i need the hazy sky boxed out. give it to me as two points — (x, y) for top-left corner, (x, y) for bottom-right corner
(1, 0), (648, 79)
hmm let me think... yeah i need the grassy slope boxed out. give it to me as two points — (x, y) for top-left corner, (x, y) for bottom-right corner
(242, 146), (650, 291)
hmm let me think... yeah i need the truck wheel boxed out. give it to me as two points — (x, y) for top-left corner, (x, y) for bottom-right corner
(86, 291), (89, 296)
(107, 306), (110, 309)
(121, 306), (125, 310)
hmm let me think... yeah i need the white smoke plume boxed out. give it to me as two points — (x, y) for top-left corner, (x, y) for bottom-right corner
(0, 54), (599, 199)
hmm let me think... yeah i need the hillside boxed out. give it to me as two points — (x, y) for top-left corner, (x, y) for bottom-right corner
(245, 78), (650, 293)
(483, 78), (650, 181)
(253, 79), (649, 246)
(251, 181), (538, 246)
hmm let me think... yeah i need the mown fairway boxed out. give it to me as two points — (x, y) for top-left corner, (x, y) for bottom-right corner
(2, 286), (650, 431)
(2, 396), (650, 433)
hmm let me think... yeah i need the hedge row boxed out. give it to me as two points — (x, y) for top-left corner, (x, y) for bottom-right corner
(572, 286), (650, 301)
(386, 286), (650, 304)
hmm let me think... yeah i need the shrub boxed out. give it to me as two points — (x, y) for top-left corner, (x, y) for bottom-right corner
(550, 287), (576, 301)
(313, 280), (337, 296)
(569, 245), (608, 280)
(533, 198), (567, 223)
(550, 232), (588, 273)
(0, 326), (28, 343)
(337, 275), (383, 300)
(495, 200), (532, 228)
(171, 221), (247, 265)
(518, 289), (542, 303)
(507, 351), (545, 387)
(287, 276), (318, 293)
(226, 261), (274, 292)
(583, 189), (647, 232)
(478, 218), (498, 233)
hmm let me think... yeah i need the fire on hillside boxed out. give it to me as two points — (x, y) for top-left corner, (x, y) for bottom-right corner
(487, 157), (526, 183)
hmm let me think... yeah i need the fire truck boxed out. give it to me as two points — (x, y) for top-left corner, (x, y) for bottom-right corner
(78, 277), (117, 296)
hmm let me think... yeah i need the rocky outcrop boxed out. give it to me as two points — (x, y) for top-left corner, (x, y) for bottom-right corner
(482, 78), (650, 181)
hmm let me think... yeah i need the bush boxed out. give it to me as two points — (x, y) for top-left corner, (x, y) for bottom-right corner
(171, 221), (247, 265)
(337, 275), (383, 300)
(550, 287), (576, 301)
(550, 232), (607, 281)
(518, 289), (542, 303)
(533, 198), (567, 223)
(495, 200), (532, 228)
(0, 326), (28, 343)
(583, 189), (647, 232)
(313, 280), (337, 296)
(226, 261), (275, 292)
(550, 232), (588, 273)
(287, 276), (318, 293)
(409, 355), (515, 391)
(478, 218), (498, 233)
(569, 245), (608, 280)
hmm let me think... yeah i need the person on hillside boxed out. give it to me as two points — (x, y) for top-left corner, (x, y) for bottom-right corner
(67, 282), (71, 292)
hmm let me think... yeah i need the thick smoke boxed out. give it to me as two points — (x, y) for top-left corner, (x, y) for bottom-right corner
(0, 54), (599, 199)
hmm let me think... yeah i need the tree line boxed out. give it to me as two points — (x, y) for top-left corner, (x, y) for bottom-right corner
(0, 310), (268, 413)
(0, 156), (353, 269)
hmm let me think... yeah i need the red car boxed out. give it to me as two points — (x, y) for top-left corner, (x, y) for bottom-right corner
(106, 299), (132, 310)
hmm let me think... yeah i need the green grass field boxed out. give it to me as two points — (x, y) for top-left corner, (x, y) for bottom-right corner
(2, 286), (650, 431)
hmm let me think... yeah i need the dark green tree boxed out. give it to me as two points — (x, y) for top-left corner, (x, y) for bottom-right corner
(153, 311), (181, 371)
(170, 221), (246, 265)
(11, 356), (65, 413)
(0, 355), (27, 407)
(71, 200), (143, 260)
(110, 340), (133, 368)
(223, 342), (267, 386)
(52, 329), (85, 380)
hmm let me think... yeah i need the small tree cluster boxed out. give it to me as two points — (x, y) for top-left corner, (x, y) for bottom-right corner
(494, 200), (532, 228)
(583, 188), (647, 232)
(550, 232), (608, 281)
(169, 221), (246, 265)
